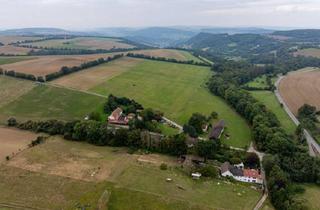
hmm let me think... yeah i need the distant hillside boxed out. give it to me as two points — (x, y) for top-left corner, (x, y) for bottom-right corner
(181, 32), (283, 58)
(0, 27), (72, 36)
(272, 29), (320, 43)
(201, 27), (274, 35)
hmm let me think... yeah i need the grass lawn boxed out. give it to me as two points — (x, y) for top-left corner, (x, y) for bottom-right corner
(250, 91), (296, 134)
(297, 184), (320, 210)
(91, 59), (251, 148)
(0, 56), (34, 65)
(246, 75), (269, 88)
(0, 84), (105, 122)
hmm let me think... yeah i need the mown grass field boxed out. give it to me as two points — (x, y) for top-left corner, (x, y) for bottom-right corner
(1, 137), (261, 210)
(250, 91), (296, 134)
(91, 59), (251, 148)
(0, 56), (34, 65)
(25, 37), (135, 50)
(0, 84), (105, 122)
(296, 184), (320, 210)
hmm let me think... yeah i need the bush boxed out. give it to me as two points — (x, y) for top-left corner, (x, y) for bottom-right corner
(160, 163), (168, 170)
(198, 165), (218, 178)
(7, 117), (17, 127)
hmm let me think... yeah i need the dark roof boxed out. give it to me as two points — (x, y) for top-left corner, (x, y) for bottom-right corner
(221, 161), (243, 176)
(209, 120), (225, 140)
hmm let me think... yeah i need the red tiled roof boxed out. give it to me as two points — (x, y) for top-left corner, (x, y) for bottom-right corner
(243, 169), (261, 179)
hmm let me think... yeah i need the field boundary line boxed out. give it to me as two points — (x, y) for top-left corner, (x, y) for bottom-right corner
(275, 75), (320, 156)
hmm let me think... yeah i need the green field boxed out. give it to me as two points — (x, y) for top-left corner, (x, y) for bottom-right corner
(250, 91), (296, 134)
(0, 84), (105, 122)
(297, 184), (320, 210)
(91, 59), (251, 148)
(178, 50), (204, 63)
(246, 75), (277, 89)
(1, 137), (261, 209)
(0, 56), (34, 65)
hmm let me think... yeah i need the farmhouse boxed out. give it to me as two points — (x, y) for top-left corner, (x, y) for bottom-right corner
(220, 162), (263, 184)
(209, 120), (225, 140)
(108, 107), (129, 125)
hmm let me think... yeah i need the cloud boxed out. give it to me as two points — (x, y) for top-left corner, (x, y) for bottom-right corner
(276, 4), (320, 12)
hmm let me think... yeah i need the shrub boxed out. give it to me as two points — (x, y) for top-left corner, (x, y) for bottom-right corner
(7, 117), (17, 127)
(198, 165), (218, 178)
(160, 163), (168, 170)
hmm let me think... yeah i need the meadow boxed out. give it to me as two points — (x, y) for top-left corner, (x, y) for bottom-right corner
(91, 59), (251, 148)
(0, 56), (34, 65)
(24, 37), (135, 50)
(297, 184), (320, 210)
(0, 84), (105, 122)
(1, 136), (262, 210)
(250, 90), (296, 134)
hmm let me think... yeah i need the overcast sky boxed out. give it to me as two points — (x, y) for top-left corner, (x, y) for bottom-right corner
(0, 0), (320, 29)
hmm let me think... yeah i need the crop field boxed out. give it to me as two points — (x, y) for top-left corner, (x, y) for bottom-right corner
(0, 56), (35, 65)
(0, 127), (38, 163)
(294, 48), (320, 58)
(250, 91), (296, 134)
(297, 184), (320, 210)
(1, 136), (261, 209)
(91, 59), (251, 148)
(0, 85), (105, 122)
(0, 53), (116, 76)
(279, 67), (320, 115)
(132, 49), (203, 62)
(0, 35), (40, 45)
(0, 45), (33, 55)
(25, 37), (135, 50)
(52, 57), (142, 90)
(0, 76), (35, 108)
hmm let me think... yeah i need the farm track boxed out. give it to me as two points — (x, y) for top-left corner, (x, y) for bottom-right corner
(275, 76), (320, 157)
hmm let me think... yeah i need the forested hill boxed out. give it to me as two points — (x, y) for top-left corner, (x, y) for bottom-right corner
(271, 29), (320, 42)
(181, 32), (284, 58)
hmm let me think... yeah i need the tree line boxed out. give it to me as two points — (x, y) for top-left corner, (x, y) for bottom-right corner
(208, 58), (320, 210)
(127, 53), (211, 67)
(0, 68), (37, 81)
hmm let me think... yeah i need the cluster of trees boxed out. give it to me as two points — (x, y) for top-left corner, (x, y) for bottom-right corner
(208, 58), (320, 210)
(183, 113), (216, 138)
(104, 94), (143, 114)
(45, 54), (123, 81)
(242, 74), (275, 91)
(297, 104), (320, 140)
(127, 53), (211, 67)
(0, 68), (38, 81)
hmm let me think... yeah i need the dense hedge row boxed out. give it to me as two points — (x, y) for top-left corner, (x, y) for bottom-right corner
(0, 68), (37, 81)
(44, 54), (123, 81)
(127, 53), (212, 67)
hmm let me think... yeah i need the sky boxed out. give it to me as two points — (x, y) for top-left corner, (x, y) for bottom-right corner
(0, 0), (320, 29)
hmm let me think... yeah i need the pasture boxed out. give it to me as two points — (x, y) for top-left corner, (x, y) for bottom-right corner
(0, 53), (116, 76)
(279, 67), (320, 115)
(0, 85), (105, 122)
(297, 184), (320, 210)
(294, 48), (320, 58)
(132, 49), (203, 62)
(246, 75), (276, 89)
(0, 76), (35, 108)
(0, 127), (38, 163)
(1, 136), (261, 209)
(250, 91), (296, 134)
(25, 37), (135, 50)
(91, 59), (251, 148)
(52, 57), (142, 90)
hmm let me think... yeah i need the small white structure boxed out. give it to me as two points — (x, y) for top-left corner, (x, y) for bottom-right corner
(191, 172), (202, 180)
(220, 162), (263, 184)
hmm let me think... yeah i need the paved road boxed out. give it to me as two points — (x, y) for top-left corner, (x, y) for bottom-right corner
(275, 76), (320, 157)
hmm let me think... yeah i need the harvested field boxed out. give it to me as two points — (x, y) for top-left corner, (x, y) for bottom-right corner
(52, 57), (142, 90)
(132, 49), (203, 62)
(0, 53), (117, 76)
(0, 45), (32, 55)
(294, 48), (320, 58)
(0, 127), (38, 163)
(279, 67), (320, 115)
(0, 76), (35, 108)
(26, 37), (135, 50)
(0, 36), (40, 45)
